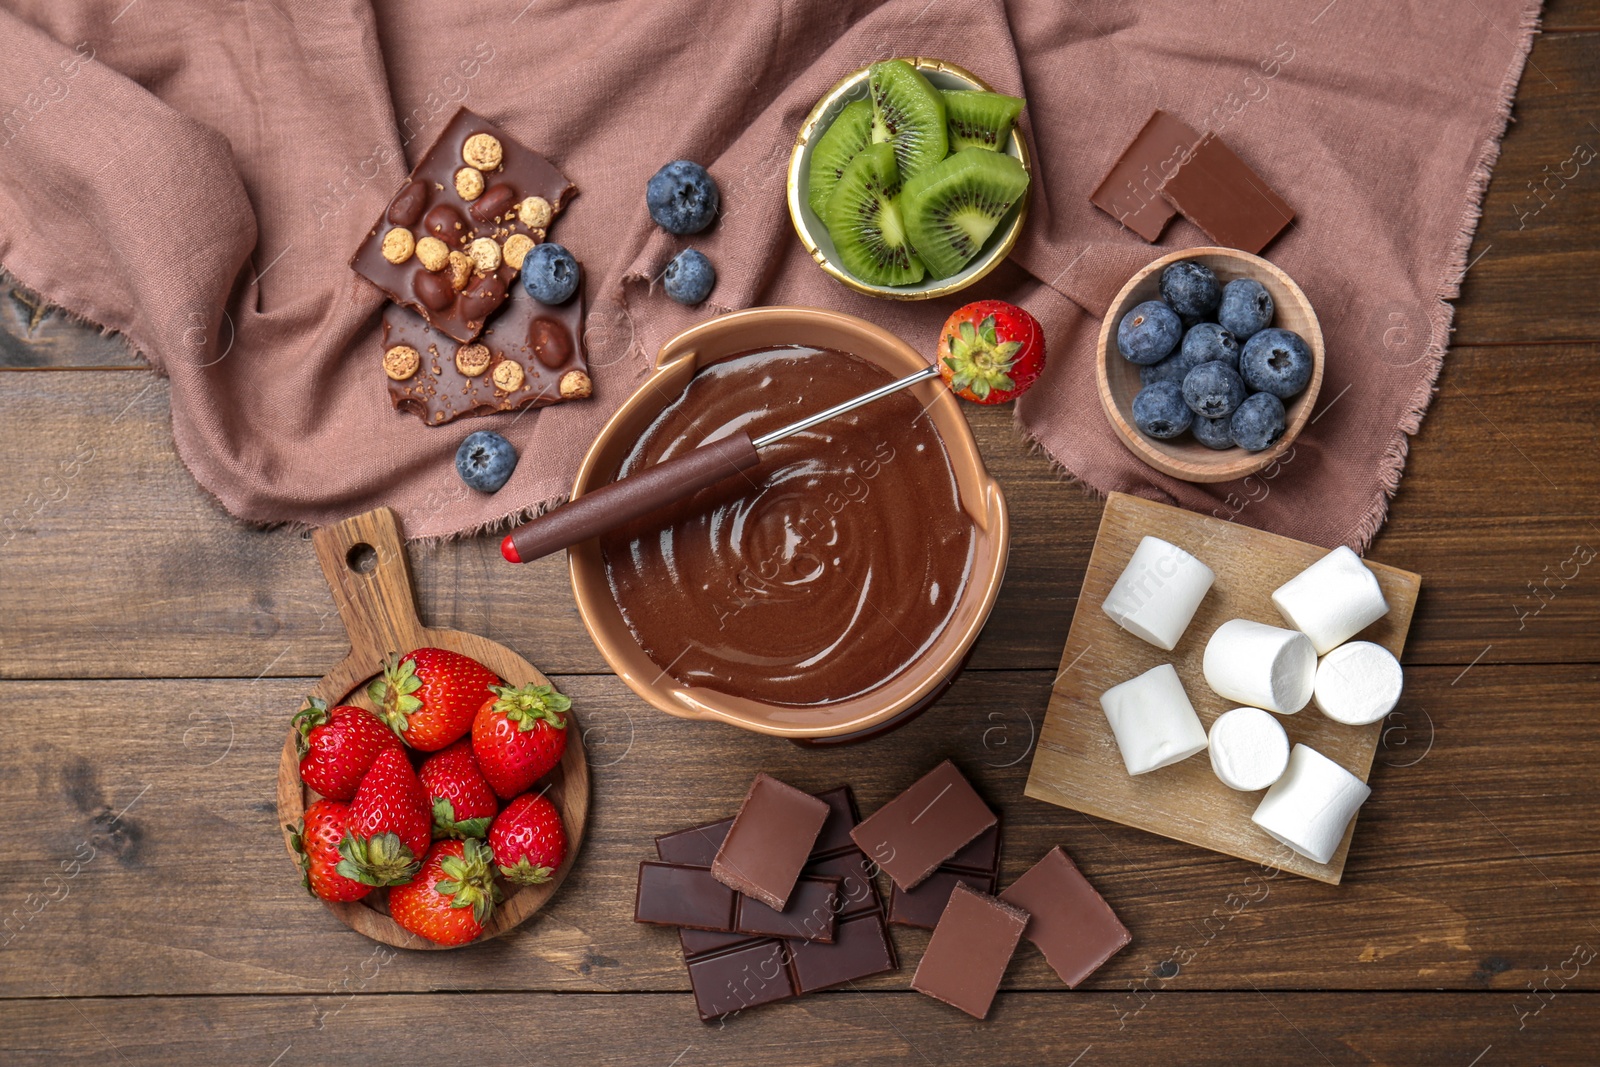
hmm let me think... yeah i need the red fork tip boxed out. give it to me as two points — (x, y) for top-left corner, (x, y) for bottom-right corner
(500, 534), (521, 564)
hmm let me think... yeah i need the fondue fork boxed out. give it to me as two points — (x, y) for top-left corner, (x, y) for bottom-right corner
(502, 365), (941, 563)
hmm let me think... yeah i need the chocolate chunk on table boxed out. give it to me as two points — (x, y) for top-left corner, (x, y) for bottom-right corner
(1000, 846), (1131, 988)
(655, 785), (897, 1023)
(1090, 109), (1201, 241)
(889, 822), (1000, 929)
(911, 882), (1029, 1020)
(1158, 130), (1295, 253)
(351, 106), (575, 343)
(634, 863), (840, 942)
(850, 759), (997, 892)
(381, 283), (589, 426)
(711, 773), (830, 911)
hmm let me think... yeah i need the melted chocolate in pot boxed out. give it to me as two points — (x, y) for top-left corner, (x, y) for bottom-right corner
(601, 347), (976, 707)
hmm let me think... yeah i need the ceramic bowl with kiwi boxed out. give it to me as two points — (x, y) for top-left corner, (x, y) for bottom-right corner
(787, 58), (1033, 300)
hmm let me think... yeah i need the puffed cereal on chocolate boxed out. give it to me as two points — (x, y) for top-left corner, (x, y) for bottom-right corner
(454, 166), (485, 201)
(558, 369), (593, 399)
(491, 359), (525, 392)
(454, 343), (492, 376)
(517, 196), (553, 229)
(502, 233), (535, 271)
(380, 227), (415, 265)
(447, 250), (472, 291)
(467, 237), (502, 273)
(462, 133), (503, 171)
(416, 236), (451, 272)
(383, 345), (421, 381)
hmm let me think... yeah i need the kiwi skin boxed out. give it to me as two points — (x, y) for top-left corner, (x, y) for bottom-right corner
(807, 99), (874, 218)
(900, 147), (1030, 279)
(867, 60), (948, 181)
(824, 142), (926, 287)
(943, 90), (1025, 152)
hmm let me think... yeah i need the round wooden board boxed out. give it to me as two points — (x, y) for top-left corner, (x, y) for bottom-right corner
(1096, 246), (1325, 484)
(274, 507), (589, 950)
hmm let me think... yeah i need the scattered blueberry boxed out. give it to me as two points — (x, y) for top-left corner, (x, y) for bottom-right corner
(1131, 380), (1193, 439)
(1217, 278), (1274, 339)
(1140, 341), (1210, 386)
(1179, 322), (1240, 369)
(1159, 260), (1222, 319)
(455, 430), (518, 493)
(1240, 328), (1314, 398)
(1182, 361), (1247, 419)
(521, 243), (580, 305)
(646, 160), (720, 235)
(1192, 414), (1235, 450)
(663, 248), (716, 305)
(1117, 300), (1183, 365)
(1231, 392), (1287, 451)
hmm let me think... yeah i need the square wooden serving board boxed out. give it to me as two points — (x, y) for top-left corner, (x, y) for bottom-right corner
(1025, 492), (1422, 884)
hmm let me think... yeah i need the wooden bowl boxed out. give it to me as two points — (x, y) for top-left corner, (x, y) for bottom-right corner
(786, 58), (1031, 301)
(276, 507), (588, 949)
(1096, 247), (1324, 483)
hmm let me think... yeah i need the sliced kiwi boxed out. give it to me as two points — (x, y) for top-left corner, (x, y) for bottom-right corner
(807, 99), (874, 218)
(900, 147), (1030, 279)
(824, 141), (926, 287)
(943, 90), (1025, 152)
(867, 60), (947, 181)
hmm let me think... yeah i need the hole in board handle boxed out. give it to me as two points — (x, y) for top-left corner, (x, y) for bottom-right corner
(346, 543), (378, 574)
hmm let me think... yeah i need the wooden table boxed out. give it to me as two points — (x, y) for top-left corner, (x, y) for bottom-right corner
(3, 8), (1598, 1064)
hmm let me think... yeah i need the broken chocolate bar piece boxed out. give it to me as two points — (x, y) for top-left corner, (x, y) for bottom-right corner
(656, 785), (897, 1023)
(381, 283), (589, 426)
(1090, 110), (1201, 241)
(889, 822), (1000, 929)
(1000, 846), (1131, 988)
(911, 881), (1029, 1020)
(352, 106), (575, 342)
(1158, 131), (1295, 253)
(634, 863), (840, 943)
(849, 759), (997, 892)
(711, 773), (830, 911)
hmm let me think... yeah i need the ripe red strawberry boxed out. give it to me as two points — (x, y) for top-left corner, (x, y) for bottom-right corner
(418, 740), (499, 840)
(389, 839), (501, 946)
(287, 799), (372, 903)
(935, 300), (1046, 404)
(369, 647), (501, 752)
(292, 696), (403, 801)
(488, 792), (568, 885)
(337, 748), (431, 886)
(471, 683), (571, 799)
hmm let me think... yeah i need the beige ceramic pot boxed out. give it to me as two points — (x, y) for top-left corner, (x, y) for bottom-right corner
(568, 306), (1009, 742)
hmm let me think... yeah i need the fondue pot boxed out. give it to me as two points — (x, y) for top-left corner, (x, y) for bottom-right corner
(568, 307), (1009, 743)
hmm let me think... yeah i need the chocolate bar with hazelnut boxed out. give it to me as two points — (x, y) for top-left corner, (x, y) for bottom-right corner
(381, 283), (591, 426)
(352, 106), (575, 343)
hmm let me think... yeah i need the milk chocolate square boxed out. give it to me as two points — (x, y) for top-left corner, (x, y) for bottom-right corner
(1158, 131), (1295, 253)
(911, 882), (1029, 1020)
(351, 106), (575, 342)
(711, 773), (830, 911)
(1090, 110), (1201, 241)
(850, 760), (997, 892)
(1000, 846), (1131, 988)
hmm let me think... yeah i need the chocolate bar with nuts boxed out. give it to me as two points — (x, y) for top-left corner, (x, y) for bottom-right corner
(381, 283), (591, 426)
(352, 106), (575, 343)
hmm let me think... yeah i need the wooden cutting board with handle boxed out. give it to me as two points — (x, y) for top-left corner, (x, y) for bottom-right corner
(275, 507), (588, 948)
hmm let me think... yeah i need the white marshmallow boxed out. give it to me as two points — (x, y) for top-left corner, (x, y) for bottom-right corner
(1271, 546), (1391, 655)
(1101, 536), (1217, 651)
(1099, 663), (1209, 776)
(1313, 641), (1404, 726)
(1208, 707), (1290, 791)
(1201, 619), (1317, 714)
(1251, 744), (1372, 864)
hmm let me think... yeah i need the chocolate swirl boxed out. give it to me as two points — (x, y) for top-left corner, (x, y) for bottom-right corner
(601, 347), (975, 707)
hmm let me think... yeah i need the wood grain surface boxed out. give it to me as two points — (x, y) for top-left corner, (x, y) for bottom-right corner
(4, 12), (1600, 1065)
(1027, 493), (1420, 883)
